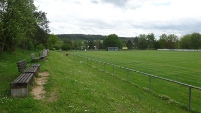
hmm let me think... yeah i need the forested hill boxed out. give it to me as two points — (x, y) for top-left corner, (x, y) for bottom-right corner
(56, 34), (133, 41)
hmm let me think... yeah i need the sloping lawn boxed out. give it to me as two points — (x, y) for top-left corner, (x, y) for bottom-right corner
(0, 50), (188, 112)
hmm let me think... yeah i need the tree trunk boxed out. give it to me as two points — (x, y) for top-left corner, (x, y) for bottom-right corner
(0, 36), (7, 54)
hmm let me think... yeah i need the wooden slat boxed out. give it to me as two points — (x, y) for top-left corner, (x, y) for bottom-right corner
(25, 67), (37, 73)
(31, 64), (40, 67)
(11, 73), (33, 86)
(16, 60), (27, 72)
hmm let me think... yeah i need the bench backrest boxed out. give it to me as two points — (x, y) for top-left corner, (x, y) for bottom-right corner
(31, 53), (37, 59)
(16, 60), (27, 73)
(31, 53), (34, 59)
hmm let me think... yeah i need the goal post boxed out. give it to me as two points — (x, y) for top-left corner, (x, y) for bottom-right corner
(108, 47), (119, 51)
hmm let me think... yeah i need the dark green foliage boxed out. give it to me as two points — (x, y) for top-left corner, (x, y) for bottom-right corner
(36, 44), (45, 50)
(179, 33), (201, 49)
(61, 43), (71, 51)
(0, 0), (50, 55)
(53, 45), (61, 50)
(179, 34), (191, 49)
(27, 40), (35, 51)
(48, 34), (60, 50)
(126, 40), (133, 49)
(57, 34), (106, 40)
(88, 40), (94, 49)
(132, 34), (157, 50)
(190, 33), (201, 49)
(138, 34), (148, 50)
(147, 33), (156, 49)
(133, 37), (139, 49)
(159, 34), (178, 49)
(0, 0), (38, 53)
(103, 34), (123, 49)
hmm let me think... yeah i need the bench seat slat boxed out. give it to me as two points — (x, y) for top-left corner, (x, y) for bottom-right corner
(31, 64), (40, 67)
(25, 67), (38, 73)
(11, 73), (33, 85)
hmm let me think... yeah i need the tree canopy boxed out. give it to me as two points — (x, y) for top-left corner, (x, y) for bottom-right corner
(0, 0), (50, 55)
(103, 34), (122, 50)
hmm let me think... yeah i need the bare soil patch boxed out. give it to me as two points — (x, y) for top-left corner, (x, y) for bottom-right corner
(31, 72), (49, 100)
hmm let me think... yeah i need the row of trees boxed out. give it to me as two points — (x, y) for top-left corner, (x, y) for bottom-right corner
(0, 0), (50, 55)
(131, 32), (201, 50)
(55, 32), (201, 50)
(103, 33), (201, 50)
(131, 33), (179, 50)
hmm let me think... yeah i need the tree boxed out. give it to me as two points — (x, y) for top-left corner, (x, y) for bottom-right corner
(133, 37), (138, 49)
(190, 33), (201, 49)
(0, 0), (36, 53)
(146, 33), (156, 49)
(179, 34), (191, 49)
(94, 40), (103, 49)
(34, 10), (50, 34)
(159, 34), (168, 49)
(158, 34), (178, 49)
(167, 34), (179, 49)
(126, 40), (133, 49)
(33, 11), (50, 48)
(138, 34), (147, 50)
(48, 34), (59, 50)
(103, 34), (122, 49)
(88, 40), (94, 49)
(61, 43), (71, 51)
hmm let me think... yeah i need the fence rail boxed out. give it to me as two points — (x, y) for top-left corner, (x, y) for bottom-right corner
(71, 53), (201, 112)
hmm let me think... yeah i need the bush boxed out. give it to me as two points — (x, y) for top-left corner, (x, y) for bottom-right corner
(28, 41), (34, 51)
(61, 43), (71, 51)
(36, 44), (45, 50)
(53, 45), (60, 50)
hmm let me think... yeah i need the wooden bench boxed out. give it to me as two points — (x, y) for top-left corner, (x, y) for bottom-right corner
(10, 73), (34, 97)
(11, 60), (40, 97)
(39, 49), (48, 60)
(16, 60), (40, 75)
(31, 53), (40, 62)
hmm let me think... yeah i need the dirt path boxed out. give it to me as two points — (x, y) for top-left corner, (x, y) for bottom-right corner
(31, 72), (49, 100)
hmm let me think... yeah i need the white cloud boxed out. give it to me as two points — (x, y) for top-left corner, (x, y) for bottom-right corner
(34, 0), (201, 38)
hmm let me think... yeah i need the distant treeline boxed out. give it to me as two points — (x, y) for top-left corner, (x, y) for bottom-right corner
(56, 33), (201, 50)
(57, 34), (132, 41)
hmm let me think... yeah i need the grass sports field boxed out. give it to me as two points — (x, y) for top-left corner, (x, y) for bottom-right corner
(0, 50), (200, 112)
(72, 50), (201, 112)
(72, 50), (201, 87)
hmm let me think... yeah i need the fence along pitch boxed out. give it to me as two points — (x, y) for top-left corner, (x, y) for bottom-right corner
(71, 53), (201, 112)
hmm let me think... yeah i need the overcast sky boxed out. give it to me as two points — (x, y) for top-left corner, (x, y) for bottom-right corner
(34, 0), (201, 38)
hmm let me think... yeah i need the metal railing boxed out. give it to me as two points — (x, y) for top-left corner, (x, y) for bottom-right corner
(71, 53), (201, 112)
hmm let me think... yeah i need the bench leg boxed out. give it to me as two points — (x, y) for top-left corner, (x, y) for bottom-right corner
(11, 85), (29, 97)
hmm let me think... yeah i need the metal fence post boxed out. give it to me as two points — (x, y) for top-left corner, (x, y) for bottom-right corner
(149, 75), (152, 92)
(104, 62), (106, 71)
(188, 86), (192, 112)
(113, 65), (115, 76)
(127, 68), (130, 81)
(97, 60), (98, 68)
